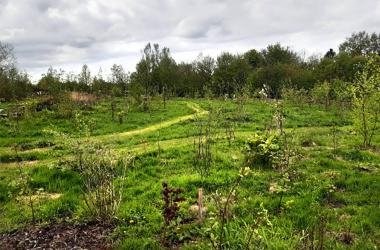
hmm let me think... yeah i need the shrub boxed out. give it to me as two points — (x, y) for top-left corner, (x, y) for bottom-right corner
(80, 146), (133, 222)
(244, 132), (281, 169)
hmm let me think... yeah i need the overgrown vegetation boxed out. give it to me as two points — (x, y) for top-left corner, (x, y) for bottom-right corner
(0, 31), (380, 249)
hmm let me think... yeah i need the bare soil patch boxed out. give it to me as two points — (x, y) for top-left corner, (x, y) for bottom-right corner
(0, 221), (115, 250)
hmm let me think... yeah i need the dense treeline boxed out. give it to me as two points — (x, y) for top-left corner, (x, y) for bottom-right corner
(0, 31), (379, 101)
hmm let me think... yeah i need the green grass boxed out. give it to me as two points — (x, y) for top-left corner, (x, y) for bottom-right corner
(0, 97), (379, 249)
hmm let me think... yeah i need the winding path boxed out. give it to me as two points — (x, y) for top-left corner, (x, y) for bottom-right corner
(95, 102), (207, 141)
(0, 102), (208, 168)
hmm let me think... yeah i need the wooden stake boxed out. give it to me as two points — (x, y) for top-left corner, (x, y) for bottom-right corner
(198, 188), (203, 219)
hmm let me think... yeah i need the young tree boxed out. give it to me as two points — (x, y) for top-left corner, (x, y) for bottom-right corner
(311, 81), (331, 109)
(351, 55), (380, 148)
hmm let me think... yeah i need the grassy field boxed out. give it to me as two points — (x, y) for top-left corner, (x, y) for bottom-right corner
(0, 97), (379, 249)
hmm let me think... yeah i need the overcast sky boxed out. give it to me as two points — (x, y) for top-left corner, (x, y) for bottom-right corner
(1, 0), (379, 80)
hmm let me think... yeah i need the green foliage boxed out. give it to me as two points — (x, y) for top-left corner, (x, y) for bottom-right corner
(350, 55), (380, 148)
(0, 98), (379, 249)
(80, 145), (133, 222)
(311, 81), (331, 108)
(339, 31), (380, 56)
(261, 43), (300, 65)
(244, 132), (281, 169)
(282, 88), (309, 106)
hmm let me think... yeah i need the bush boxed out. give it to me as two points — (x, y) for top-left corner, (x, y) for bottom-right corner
(80, 146), (133, 222)
(244, 132), (281, 168)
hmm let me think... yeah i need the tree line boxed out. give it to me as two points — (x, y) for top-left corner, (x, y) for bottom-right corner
(1, 31), (380, 101)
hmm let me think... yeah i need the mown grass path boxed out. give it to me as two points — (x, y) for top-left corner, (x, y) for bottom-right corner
(0, 102), (207, 168)
(0, 100), (357, 169)
(94, 102), (207, 141)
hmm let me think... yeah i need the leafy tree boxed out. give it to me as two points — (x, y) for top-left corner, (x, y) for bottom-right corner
(339, 31), (380, 56)
(78, 64), (91, 91)
(213, 52), (236, 97)
(315, 53), (366, 82)
(132, 43), (162, 110)
(92, 68), (111, 95)
(244, 49), (264, 69)
(249, 63), (296, 98)
(37, 67), (62, 96)
(194, 54), (215, 98)
(176, 62), (198, 97)
(261, 43), (300, 65)
(110, 64), (129, 96)
(213, 53), (250, 97)
(156, 47), (177, 103)
(350, 55), (380, 148)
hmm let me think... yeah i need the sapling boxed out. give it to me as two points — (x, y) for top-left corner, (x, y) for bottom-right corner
(111, 101), (116, 120)
(209, 167), (251, 250)
(244, 203), (272, 249)
(12, 145), (38, 224)
(157, 118), (162, 159)
(220, 109), (235, 147)
(193, 109), (214, 178)
(117, 111), (125, 124)
(331, 122), (339, 156)
(350, 55), (380, 148)
(273, 101), (285, 135)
